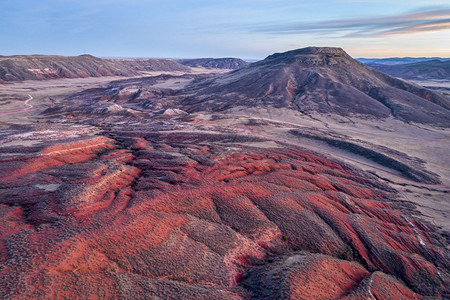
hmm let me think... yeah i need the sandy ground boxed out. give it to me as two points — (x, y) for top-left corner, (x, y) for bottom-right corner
(141, 66), (232, 77)
(0, 76), (138, 126)
(410, 79), (450, 99)
(152, 78), (194, 89)
(0, 66), (230, 125)
(410, 79), (450, 89)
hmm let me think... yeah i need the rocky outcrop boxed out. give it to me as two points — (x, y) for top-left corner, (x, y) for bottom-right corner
(243, 253), (422, 299)
(290, 130), (441, 184)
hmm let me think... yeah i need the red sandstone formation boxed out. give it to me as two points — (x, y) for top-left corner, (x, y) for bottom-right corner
(0, 132), (448, 299)
(0, 136), (116, 181)
(243, 253), (423, 299)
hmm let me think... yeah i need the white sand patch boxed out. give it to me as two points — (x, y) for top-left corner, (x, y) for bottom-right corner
(35, 184), (61, 192)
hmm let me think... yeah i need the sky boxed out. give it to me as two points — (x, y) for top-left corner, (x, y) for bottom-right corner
(1, 0), (449, 59)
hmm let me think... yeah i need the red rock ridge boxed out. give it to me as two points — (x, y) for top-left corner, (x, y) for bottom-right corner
(0, 132), (447, 299)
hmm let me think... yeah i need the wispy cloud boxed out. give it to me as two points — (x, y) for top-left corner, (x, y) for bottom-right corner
(248, 7), (450, 37)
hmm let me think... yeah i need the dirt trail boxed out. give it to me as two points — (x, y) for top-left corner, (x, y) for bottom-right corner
(0, 94), (33, 117)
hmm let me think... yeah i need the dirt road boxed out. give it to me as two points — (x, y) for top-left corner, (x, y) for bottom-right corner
(0, 94), (33, 117)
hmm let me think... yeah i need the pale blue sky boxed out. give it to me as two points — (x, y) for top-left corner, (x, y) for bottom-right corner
(1, 0), (449, 59)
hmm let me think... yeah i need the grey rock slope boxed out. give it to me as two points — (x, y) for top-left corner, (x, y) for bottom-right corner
(183, 47), (450, 126)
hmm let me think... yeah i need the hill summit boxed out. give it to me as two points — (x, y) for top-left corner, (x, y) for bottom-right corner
(184, 47), (450, 126)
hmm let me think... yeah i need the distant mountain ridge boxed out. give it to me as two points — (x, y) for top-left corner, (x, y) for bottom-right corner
(358, 57), (450, 65)
(0, 54), (190, 82)
(365, 60), (450, 81)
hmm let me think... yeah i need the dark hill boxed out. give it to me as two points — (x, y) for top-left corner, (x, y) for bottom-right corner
(182, 47), (450, 126)
(358, 57), (450, 65)
(179, 57), (248, 69)
(366, 60), (450, 80)
(0, 55), (190, 82)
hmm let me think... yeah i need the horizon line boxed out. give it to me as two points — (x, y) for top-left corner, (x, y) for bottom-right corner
(2, 52), (450, 61)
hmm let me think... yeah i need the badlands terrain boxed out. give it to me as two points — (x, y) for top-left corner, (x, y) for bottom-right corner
(0, 47), (449, 299)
